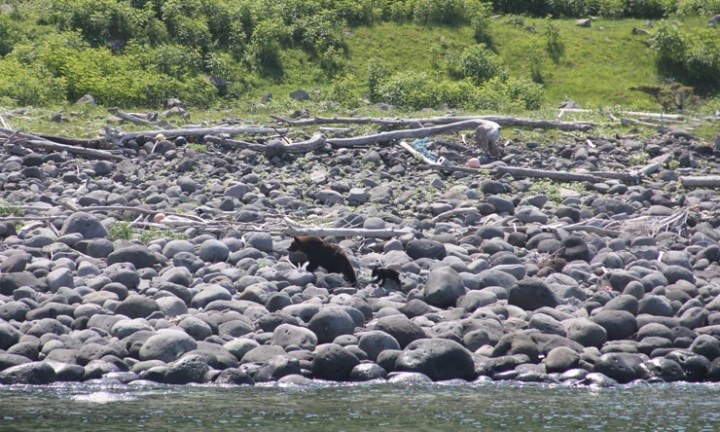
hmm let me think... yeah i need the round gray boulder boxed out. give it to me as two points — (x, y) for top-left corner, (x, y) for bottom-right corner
(395, 338), (475, 381)
(60, 212), (108, 239)
(424, 267), (465, 308)
(139, 330), (198, 362)
(312, 343), (360, 381)
(308, 307), (356, 344)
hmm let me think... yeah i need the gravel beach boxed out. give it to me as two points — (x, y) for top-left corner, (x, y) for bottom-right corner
(2, 120), (720, 387)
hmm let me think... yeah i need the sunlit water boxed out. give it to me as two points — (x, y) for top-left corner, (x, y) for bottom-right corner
(1, 381), (719, 431)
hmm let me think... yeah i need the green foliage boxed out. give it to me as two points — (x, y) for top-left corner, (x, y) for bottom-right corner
(0, 58), (67, 105)
(471, 3), (494, 46)
(627, 151), (650, 165)
(651, 22), (720, 90)
(448, 44), (505, 84)
(676, 0), (720, 16)
(377, 71), (477, 110)
(478, 76), (545, 110)
(411, 0), (478, 25)
(43, 0), (164, 46)
(544, 19), (565, 64)
(108, 222), (132, 241)
(246, 19), (288, 77)
(367, 61), (389, 103)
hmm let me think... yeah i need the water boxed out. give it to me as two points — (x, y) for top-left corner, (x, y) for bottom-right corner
(1, 381), (719, 431)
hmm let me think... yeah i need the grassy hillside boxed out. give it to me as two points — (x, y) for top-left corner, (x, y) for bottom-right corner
(0, 1), (717, 113)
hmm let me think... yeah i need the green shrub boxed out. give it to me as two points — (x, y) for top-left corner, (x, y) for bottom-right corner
(0, 14), (21, 56)
(625, 0), (674, 18)
(245, 19), (288, 76)
(492, 0), (551, 16)
(335, 0), (382, 26)
(449, 44), (505, 85)
(545, 19), (565, 64)
(377, 71), (477, 110)
(0, 58), (66, 105)
(548, 0), (589, 16)
(477, 76), (545, 110)
(44, 0), (162, 46)
(367, 61), (389, 103)
(471, 3), (494, 46)
(588, 0), (628, 17)
(411, 0), (476, 25)
(651, 22), (720, 89)
(676, 0), (720, 16)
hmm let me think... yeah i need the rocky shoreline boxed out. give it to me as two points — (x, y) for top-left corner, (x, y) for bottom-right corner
(2, 120), (720, 387)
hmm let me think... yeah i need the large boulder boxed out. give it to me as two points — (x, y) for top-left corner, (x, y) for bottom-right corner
(60, 212), (108, 239)
(591, 310), (637, 340)
(312, 343), (360, 381)
(139, 330), (197, 363)
(271, 324), (318, 351)
(373, 315), (426, 349)
(508, 278), (559, 311)
(308, 307), (356, 344)
(395, 338), (475, 381)
(423, 267), (465, 308)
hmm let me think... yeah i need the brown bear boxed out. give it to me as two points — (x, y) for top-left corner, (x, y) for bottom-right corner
(288, 236), (357, 286)
(370, 267), (401, 287)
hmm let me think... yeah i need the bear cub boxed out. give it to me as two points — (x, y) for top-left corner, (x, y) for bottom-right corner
(288, 236), (357, 285)
(371, 267), (401, 287)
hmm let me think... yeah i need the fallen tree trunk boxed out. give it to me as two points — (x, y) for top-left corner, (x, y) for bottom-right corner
(0, 128), (122, 160)
(680, 176), (720, 188)
(206, 133), (326, 153)
(417, 163), (639, 184)
(272, 115), (597, 131)
(283, 217), (411, 238)
(326, 119), (500, 148)
(105, 125), (288, 146)
(108, 108), (157, 126)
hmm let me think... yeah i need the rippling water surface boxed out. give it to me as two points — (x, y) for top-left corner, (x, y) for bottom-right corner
(1, 381), (719, 431)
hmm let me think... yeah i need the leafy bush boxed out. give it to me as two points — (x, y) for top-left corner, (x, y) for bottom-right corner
(367, 61), (389, 103)
(547, 0), (588, 16)
(587, 0), (627, 17)
(245, 19), (288, 76)
(625, 0), (674, 18)
(448, 44), (505, 85)
(471, 3), (494, 46)
(545, 19), (565, 64)
(44, 0), (163, 46)
(0, 58), (66, 105)
(477, 76), (545, 110)
(651, 22), (720, 89)
(411, 0), (477, 25)
(377, 71), (478, 110)
(676, 0), (720, 16)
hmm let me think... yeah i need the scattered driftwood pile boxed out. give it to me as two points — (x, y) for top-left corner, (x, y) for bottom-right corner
(1, 109), (719, 190)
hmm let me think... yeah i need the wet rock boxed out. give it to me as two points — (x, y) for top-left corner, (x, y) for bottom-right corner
(395, 338), (475, 381)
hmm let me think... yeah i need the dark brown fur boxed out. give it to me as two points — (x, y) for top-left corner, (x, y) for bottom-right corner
(371, 267), (401, 287)
(288, 236), (357, 285)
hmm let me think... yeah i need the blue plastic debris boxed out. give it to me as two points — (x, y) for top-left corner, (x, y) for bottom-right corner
(411, 138), (436, 162)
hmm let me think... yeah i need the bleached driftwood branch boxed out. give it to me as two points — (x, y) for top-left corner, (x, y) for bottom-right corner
(680, 176), (720, 188)
(326, 119), (500, 148)
(1, 128), (122, 161)
(205, 133), (326, 153)
(271, 115), (596, 131)
(104, 125), (289, 146)
(417, 163), (640, 184)
(283, 217), (411, 238)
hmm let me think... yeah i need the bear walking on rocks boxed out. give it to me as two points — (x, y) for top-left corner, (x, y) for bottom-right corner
(288, 236), (357, 286)
(370, 267), (401, 287)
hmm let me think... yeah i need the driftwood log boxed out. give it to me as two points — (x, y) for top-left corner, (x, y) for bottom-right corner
(104, 125), (289, 147)
(0, 128), (122, 161)
(206, 133), (327, 154)
(680, 176), (720, 188)
(326, 119), (501, 148)
(271, 115), (596, 131)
